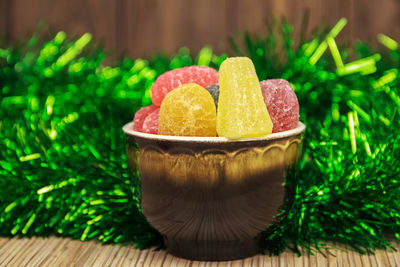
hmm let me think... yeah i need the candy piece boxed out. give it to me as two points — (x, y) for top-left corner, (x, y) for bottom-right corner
(205, 84), (220, 109)
(158, 83), (217, 136)
(142, 108), (160, 134)
(133, 105), (158, 131)
(260, 79), (299, 133)
(151, 66), (218, 106)
(217, 57), (273, 139)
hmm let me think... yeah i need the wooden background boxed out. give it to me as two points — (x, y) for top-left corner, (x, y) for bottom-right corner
(1, 0), (400, 58)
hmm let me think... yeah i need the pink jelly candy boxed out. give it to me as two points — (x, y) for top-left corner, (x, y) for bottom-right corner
(151, 66), (218, 106)
(260, 79), (299, 133)
(142, 108), (160, 134)
(133, 105), (158, 131)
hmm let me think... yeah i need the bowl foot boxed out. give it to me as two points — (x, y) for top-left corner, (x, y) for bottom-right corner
(164, 236), (259, 261)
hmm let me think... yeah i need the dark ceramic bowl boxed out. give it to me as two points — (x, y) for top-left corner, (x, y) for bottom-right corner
(123, 122), (305, 261)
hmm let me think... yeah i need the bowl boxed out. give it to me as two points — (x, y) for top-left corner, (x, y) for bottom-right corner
(123, 121), (305, 261)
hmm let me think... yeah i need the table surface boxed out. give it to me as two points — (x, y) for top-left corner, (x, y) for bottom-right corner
(0, 237), (399, 266)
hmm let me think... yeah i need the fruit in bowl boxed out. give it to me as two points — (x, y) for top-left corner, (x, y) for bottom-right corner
(123, 57), (305, 261)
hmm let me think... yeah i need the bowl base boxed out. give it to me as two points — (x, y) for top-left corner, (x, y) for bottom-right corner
(164, 236), (259, 261)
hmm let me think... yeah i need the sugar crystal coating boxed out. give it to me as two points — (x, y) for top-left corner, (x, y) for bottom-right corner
(260, 79), (299, 133)
(217, 57), (273, 139)
(133, 105), (158, 131)
(151, 66), (218, 106)
(205, 84), (220, 109)
(142, 108), (160, 134)
(158, 83), (217, 136)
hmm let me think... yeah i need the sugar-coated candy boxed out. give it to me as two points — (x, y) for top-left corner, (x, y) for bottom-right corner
(158, 83), (217, 136)
(260, 79), (299, 133)
(217, 57), (273, 139)
(151, 66), (218, 106)
(133, 105), (158, 131)
(205, 84), (220, 109)
(142, 108), (160, 134)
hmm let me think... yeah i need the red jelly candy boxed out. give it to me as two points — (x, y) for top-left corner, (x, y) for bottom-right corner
(133, 105), (158, 131)
(260, 79), (299, 133)
(142, 108), (160, 134)
(151, 66), (218, 106)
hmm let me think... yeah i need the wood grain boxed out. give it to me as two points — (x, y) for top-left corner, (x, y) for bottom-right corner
(2, 0), (400, 57)
(8, 0), (117, 51)
(352, 0), (400, 43)
(0, 0), (11, 41)
(121, 0), (234, 58)
(0, 237), (399, 266)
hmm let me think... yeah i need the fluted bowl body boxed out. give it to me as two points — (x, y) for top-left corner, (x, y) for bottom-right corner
(123, 122), (305, 261)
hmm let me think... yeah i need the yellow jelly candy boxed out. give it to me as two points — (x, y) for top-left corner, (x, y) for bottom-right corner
(217, 57), (273, 139)
(158, 83), (217, 136)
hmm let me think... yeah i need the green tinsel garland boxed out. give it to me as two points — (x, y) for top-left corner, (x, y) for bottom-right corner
(0, 18), (399, 254)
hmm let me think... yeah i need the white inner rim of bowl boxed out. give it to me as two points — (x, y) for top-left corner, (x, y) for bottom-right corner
(123, 121), (306, 143)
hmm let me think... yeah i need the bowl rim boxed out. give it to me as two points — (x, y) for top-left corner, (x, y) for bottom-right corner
(123, 121), (306, 143)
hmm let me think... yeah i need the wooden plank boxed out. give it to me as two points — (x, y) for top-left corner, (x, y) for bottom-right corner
(293, 252), (302, 267)
(9, 0), (117, 53)
(47, 238), (89, 266)
(236, 0), (273, 34)
(385, 241), (400, 267)
(0, 0), (11, 41)
(0, 237), (399, 266)
(331, 243), (351, 267)
(0, 237), (10, 250)
(352, 0), (400, 43)
(4, 0), (400, 59)
(323, 0), (353, 40)
(120, 0), (161, 58)
(71, 241), (103, 266)
(122, 0), (233, 58)
(13, 237), (63, 266)
(100, 245), (129, 266)
(315, 249), (328, 266)
(374, 247), (391, 267)
(304, 0), (353, 40)
(0, 238), (30, 266)
(91, 244), (121, 267)
(140, 249), (167, 267)
(236, 0), (353, 49)
(37, 238), (71, 266)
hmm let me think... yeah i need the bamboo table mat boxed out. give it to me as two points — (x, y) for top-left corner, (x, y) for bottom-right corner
(0, 236), (399, 266)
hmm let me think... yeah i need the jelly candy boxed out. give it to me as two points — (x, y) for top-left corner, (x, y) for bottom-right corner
(151, 66), (218, 106)
(133, 105), (158, 131)
(142, 108), (160, 134)
(158, 83), (217, 136)
(260, 79), (299, 133)
(217, 57), (273, 139)
(205, 84), (220, 109)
